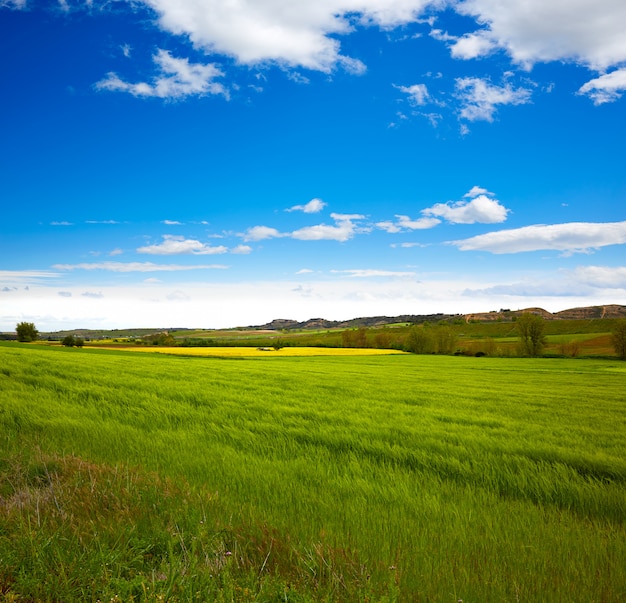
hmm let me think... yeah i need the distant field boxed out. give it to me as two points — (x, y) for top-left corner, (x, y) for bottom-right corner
(98, 345), (407, 357)
(1, 343), (625, 601)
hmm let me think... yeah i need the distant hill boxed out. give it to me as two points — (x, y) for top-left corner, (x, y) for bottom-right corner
(4, 305), (625, 339)
(463, 304), (626, 323)
(255, 305), (626, 330)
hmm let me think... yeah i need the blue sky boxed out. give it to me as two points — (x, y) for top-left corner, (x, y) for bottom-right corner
(1, 0), (625, 331)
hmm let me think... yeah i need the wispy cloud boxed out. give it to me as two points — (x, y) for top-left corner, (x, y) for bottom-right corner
(377, 215), (441, 232)
(451, 221), (626, 254)
(291, 213), (365, 242)
(242, 226), (284, 242)
(0, 270), (59, 284)
(95, 49), (228, 100)
(243, 213), (366, 243)
(50, 221), (73, 226)
(162, 219), (183, 225)
(573, 265), (626, 288)
(455, 77), (532, 122)
(52, 262), (229, 272)
(137, 235), (228, 255)
(395, 83), (431, 105)
(331, 269), (416, 278)
(578, 68), (626, 105)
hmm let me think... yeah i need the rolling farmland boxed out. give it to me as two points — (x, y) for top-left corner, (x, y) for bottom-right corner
(1, 343), (625, 601)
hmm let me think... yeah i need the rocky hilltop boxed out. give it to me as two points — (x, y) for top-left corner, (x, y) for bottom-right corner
(255, 305), (626, 330)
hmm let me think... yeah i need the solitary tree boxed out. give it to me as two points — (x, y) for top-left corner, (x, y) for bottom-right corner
(612, 319), (626, 360)
(516, 313), (546, 357)
(61, 335), (76, 347)
(16, 322), (39, 342)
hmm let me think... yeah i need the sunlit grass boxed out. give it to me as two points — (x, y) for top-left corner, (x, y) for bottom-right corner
(1, 343), (625, 601)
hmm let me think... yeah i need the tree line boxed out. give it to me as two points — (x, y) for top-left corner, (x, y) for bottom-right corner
(12, 318), (626, 359)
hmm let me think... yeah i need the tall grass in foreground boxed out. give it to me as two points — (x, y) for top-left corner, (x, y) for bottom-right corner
(1, 343), (625, 601)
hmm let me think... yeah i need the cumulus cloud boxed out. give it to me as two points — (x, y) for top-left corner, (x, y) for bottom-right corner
(578, 68), (626, 105)
(286, 198), (327, 213)
(464, 185), (493, 197)
(137, 235), (228, 255)
(423, 194), (510, 224)
(451, 221), (626, 254)
(95, 49), (228, 99)
(453, 0), (626, 72)
(242, 226), (284, 242)
(52, 262), (228, 272)
(377, 189), (509, 232)
(455, 77), (532, 122)
(141, 0), (436, 73)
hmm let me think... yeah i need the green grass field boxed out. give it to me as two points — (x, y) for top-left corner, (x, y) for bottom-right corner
(1, 343), (625, 602)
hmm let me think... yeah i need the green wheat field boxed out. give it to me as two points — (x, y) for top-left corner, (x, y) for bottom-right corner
(1, 342), (625, 602)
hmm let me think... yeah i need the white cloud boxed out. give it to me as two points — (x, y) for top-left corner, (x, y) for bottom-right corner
(376, 220), (403, 233)
(397, 215), (442, 230)
(451, 221), (626, 254)
(141, 0), (436, 73)
(449, 31), (497, 60)
(423, 194), (510, 224)
(242, 225), (284, 242)
(331, 269), (416, 278)
(291, 213), (365, 242)
(464, 185), (493, 198)
(231, 245), (252, 255)
(578, 68), (626, 105)
(455, 77), (532, 122)
(453, 0), (626, 72)
(95, 49), (228, 100)
(286, 198), (327, 213)
(137, 235), (228, 255)
(162, 219), (183, 225)
(0, 270), (59, 284)
(377, 214), (441, 232)
(52, 262), (228, 272)
(396, 83), (430, 105)
(573, 265), (626, 288)
(51, 221), (73, 226)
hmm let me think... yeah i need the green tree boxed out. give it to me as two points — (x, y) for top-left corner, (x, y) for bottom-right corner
(16, 322), (39, 342)
(405, 325), (434, 354)
(516, 313), (546, 357)
(611, 319), (626, 360)
(434, 325), (458, 354)
(61, 335), (76, 347)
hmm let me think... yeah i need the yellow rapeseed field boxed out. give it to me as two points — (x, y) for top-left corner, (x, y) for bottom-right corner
(101, 346), (406, 357)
